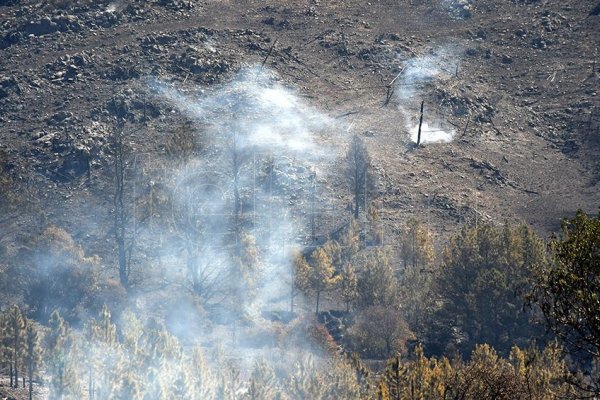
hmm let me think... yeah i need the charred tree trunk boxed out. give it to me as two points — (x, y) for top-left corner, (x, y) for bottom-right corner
(13, 330), (19, 388)
(28, 365), (33, 400)
(310, 170), (317, 243)
(346, 135), (371, 221)
(232, 131), (241, 255)
(114, 126), (129, 289)
(354, 161), (360, 219)
(417, 100), (424, 146)
(315, 288), (321, 315)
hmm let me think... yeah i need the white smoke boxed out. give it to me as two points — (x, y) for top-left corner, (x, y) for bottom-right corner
(394, 46), (461, 144)
(409, 121), (454, 144)
(142, 67), (339, 369)
(150, 68), (333, 156)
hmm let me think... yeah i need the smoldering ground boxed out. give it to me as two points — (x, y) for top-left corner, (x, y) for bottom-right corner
(394, 45), (462, 144)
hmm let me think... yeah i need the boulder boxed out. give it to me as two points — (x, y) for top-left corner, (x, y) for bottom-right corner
(24, 17), (59, 36)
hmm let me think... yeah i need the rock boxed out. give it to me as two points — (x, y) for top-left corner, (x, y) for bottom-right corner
(92, 11), (120, 28)
(531, 37), (548, 49)
(157, 0), (189, 10)
(0, 76), (21, 99)
(0, 30), (22, 49)
(52, 14), (82, 32)
(261, 310), (297, 323)
(24, 17), (59, 36)
(465, 47), (478, 57)
(501, 54), (513, 64)
(515, 28), (527, 38)
(55, 149), (90, 182)
(105, 64), (140, 80)
(141, 33), (177, 46)
(47, 111), (73, 125)
(72, 53), (91, 67)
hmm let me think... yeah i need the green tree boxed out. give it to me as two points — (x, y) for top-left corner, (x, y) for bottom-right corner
(6, 305), (25, 388)
(24, 320), (42, 400)
(398, 219), (436, 337)
(46, 310), (82, 400)
(427, 223), (546, 357)
(85, 304), (119, 400)
(399, 218), (435, 269)
(18, 226), (116, 325)
(189, 344), (216, 399)
(231, 232), (261, 312)
(246, 360), (279, 400)
(356, 248), (399, 309)
(339, 219), (361, 264)
(529, 209), (600, 396)
(340, 263), (358, 312)
(349, 306), (413, 359)
(0, 313), (11, 386)
(297, 246), (341, 314)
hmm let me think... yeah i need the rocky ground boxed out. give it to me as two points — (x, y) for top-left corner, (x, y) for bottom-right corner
(0, 0), (598, 259)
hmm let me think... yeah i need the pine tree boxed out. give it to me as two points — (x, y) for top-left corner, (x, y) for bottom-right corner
(287, 356), (327, 399)
(339, 219), (361, 264)
(383, 356), (404, 400)
(295, 246), (341, 314)
(311, 247), (341, 314)
(231, 232), (262, 315)
(398, 220), (436, 338)
(46, 310), (82, 400)
(24, 320), (42, 400)
(376, 380), (391, 400)
(356, 248), (398, 309)
(140, 319), (183, 399)
(6, 305), (25, 388)
(189, 344), (216, 399)
(86, 305), (119, 400)
(340, 263), (358, 312)
(0, 312), (13, 387)
(246, 360), (278, 400)
(399, 218), (435, 269)
(428, 223), (544, 357)
(528, 210), (600, 396)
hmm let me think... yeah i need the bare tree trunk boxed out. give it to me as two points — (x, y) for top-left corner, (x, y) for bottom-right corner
(114, 125), (129, 289)
(28, 365), (33, 400)
(27, 349), (34, 400)
(417, 100), (424, 146)
(232, 131), (241, 254)
(88, 365), (94, 400)
(310, 170), (317, 243)
(316, 288), (321, 315)
(354, 149), (360, 219)
(13, 332), (18, 388)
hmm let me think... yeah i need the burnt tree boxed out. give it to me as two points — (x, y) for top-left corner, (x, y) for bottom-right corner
(345, 134), (374, 220)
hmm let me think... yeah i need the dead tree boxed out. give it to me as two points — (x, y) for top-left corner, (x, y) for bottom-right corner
(112, 122), (133, 290)
(417, 100), (424, 146)
(345, 134), (373, 220)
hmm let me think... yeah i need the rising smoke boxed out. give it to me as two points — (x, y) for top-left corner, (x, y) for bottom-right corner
(394, 46), (461, 144)
(140, 67), (339, 371)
